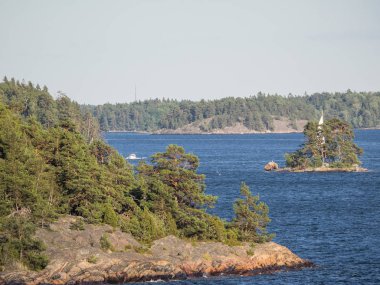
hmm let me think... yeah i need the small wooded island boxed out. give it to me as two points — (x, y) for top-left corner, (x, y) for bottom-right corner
(0, 80), (312, 284)
(266, 114), (367, 172)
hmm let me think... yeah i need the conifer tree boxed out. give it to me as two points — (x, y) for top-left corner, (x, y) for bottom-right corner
(232, 183), (272, 243)
(285, 118), (363, 168)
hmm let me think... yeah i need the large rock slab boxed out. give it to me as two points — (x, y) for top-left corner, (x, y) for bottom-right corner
(0, 217), (312, 284)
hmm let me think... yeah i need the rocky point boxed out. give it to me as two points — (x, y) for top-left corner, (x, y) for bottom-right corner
(0, 216), (312, 284)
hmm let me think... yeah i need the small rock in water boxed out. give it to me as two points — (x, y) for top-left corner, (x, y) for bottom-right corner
(264, 161), (279, 171)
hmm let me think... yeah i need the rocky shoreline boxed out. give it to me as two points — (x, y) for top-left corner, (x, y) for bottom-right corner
(264, 161), (368, 173)
(107, 127), (379, 136)
(276, 166), (368, 173)
(107, 119), (308, 135)
(0, 217), (313, 285)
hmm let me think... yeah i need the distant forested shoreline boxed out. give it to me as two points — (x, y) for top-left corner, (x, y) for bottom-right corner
(1, 77), (379, 133)
(83, 90), (380, 132)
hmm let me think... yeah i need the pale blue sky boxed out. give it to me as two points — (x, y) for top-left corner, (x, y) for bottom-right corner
(0, 0), (379, 104)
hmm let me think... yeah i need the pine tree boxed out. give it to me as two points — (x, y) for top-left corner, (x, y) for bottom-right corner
(285, 118), (363, 169)
(232, 183), (272, 243)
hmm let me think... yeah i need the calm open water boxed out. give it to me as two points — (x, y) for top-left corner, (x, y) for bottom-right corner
(104, 130), (380, 285)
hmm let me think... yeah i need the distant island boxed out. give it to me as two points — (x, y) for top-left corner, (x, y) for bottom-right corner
(82, 90), (380, 134)
(0, 79), (311, 283)
(270, 114), (367, 172)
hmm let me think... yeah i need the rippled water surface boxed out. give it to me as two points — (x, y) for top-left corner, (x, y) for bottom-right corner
(105, 130), (380, 285)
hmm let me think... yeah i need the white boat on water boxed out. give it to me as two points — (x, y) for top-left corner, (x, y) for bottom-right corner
(126, 153), (145, 160)
(126, 153), (138, 159)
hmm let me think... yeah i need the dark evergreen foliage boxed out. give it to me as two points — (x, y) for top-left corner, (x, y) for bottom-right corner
(0, 79), (272, 271)
(0, 79), (99, 142)
(285, 118), (363, 169)
(83, 91), (380, 132)
(232, 183), (273, 243)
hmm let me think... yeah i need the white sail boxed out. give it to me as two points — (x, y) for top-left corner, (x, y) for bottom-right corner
(318, 110), (324, 128)
(318, 110), (325, 144)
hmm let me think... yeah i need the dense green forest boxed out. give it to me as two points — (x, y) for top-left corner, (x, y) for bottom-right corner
(0, 79), (272, 271)
(83, 90), (380, 132)
(0, 77), (99, 142)
(285, 118), (363, 169)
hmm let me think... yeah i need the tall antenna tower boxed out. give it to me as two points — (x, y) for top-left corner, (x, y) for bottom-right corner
(134, 84), (137, 102)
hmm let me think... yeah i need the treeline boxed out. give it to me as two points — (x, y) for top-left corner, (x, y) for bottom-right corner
(0, 79), (272, 271)
(0, 77), (99, 142)
(83, 91), (380, 132)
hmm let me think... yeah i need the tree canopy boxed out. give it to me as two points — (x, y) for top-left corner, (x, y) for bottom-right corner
(232, 183), (273, 243)
(0, 79), (272, 271)
(82, 90), (380, 132)
(0, 78), (99, 142)
(285, 118), (363, 169)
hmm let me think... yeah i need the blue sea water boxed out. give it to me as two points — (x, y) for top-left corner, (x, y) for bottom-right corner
(104, 130), (380, 285)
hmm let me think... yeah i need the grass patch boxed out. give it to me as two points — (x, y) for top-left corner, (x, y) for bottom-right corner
(105, 228), (115, 234)
(246, 249), (254, 256)
(100, 234), (114, 251)
(246, 243), (256, 256)
(69, 219), (85, 231)
(202, 252), (212, 261)
(87, 255), (98, 264)
(223, 239), (242, 247)
(133, 245), (151, 254)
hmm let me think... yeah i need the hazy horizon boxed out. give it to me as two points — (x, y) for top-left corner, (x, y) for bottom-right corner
(1, 0), (379, 105)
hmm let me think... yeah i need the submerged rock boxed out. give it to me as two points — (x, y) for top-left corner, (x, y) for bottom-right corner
(0, 217), (312, 284)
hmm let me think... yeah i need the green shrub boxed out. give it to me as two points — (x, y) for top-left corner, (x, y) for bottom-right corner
(223, 228), (241, 246)
(69, 219), (85, 231)
(246, 249), (254, 256)
(25, 251), (49, 271)
(201, 215), (227, 241)
(124, 244), (132, 251)
(310, 156), (323, 168)
(100, 234), (113, 251)
(87, 255), (98, 264)
(133, 245), (151, 254)
(51, 274), (61, 280)
(0, 216), (49, 271)
(246, 242), (257, 256)
(121, 208), (166, 243)
(202, 252), (212, 261)
(103, 203), (118, 227)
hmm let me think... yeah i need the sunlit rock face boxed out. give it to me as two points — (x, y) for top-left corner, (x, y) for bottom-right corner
(0, 217), (312, 284)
